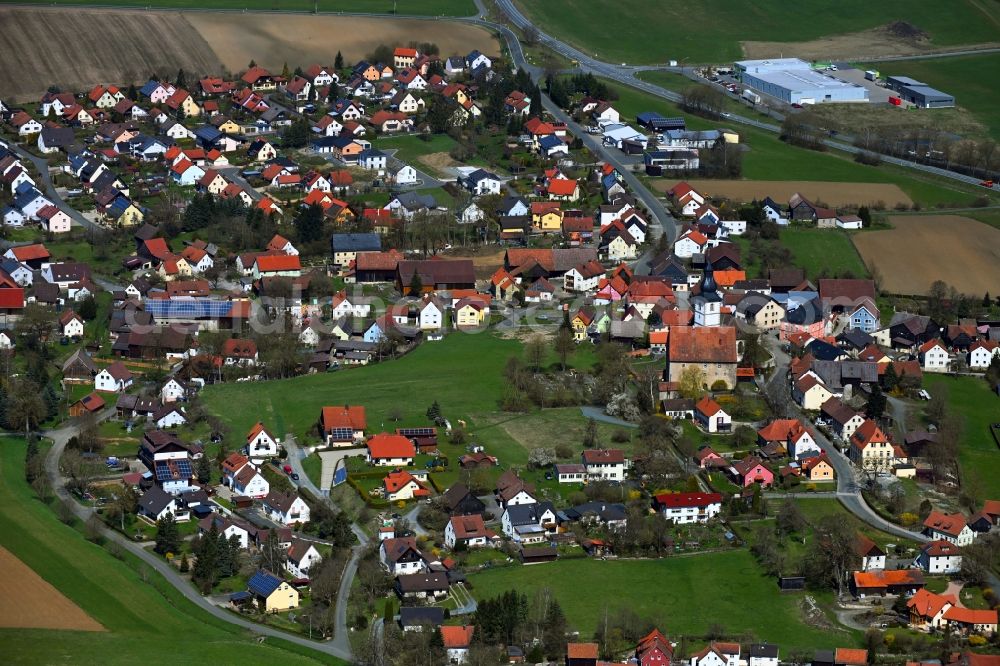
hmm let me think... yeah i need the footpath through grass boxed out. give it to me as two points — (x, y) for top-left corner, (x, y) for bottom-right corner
(467, 552), (857, 649)
(0, 435), (333, 665)
(923, 375), (1000, 499)
(4, 0), (475, 15)
(514, 0), (1000, 64)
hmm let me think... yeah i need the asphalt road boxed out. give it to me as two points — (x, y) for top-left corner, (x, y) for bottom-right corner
(489, 0), (995, 188)
(761, 335), (930, 543)
(41, 417), (356, 661)
(10, 144), (102, 231)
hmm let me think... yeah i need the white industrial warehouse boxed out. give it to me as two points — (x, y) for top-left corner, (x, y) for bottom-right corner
(734, 58), (869, 104)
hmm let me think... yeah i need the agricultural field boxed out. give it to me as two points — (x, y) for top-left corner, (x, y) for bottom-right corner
(0, 6), (495, 101)
(188, 12), (496, 74)
(923, 375), (1000, 500)
(859, 53), (1000, 140)
(7, 0), (475, 15)
(0, 546), (104, 632)
(778, 228), (869, 279)
(852, 215), (1000, 295)
(0, 436), (332, 665)
(513, 0), (1000, 64)
(0, 7), (221, 101)
(467, 552), (855, 649)
(653, 179), (913, 208)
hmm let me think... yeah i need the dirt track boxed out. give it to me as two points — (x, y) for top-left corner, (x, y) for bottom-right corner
(652, 179), (913, 208)
(188, 14), (497, 73)
(0, 7), (222, 101)
(852, 215), (1000, 295)
(0, 546), (105, 631)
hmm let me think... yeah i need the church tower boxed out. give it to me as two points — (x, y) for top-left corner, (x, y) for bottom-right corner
(693, 260), (722, 327)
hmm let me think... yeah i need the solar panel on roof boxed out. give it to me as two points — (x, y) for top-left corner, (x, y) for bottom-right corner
(398, 427), (436, 437)
(145, 299), (234, 319)
(155, 459), (192, 481)
(328, 427), (354, 441)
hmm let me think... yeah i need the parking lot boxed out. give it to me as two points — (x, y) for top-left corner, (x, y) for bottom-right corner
(829, 67), (894, 104)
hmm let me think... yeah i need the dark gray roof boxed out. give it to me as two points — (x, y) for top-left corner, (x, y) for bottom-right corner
(750, 644), (779, 658)
(504, 501), (554, 526)
(395, 572), (449, 593)
(138, 486), (176, 515)
(399, 606), (444, 627)
(563, 501), (627, 523)
(331, 233), (381, 253)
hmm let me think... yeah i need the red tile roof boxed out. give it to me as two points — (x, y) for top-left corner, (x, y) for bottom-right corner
(668, 326), (737, 363)
(654, 491), (722, 508)
(322, 405), (367, 432)
(547, 178), (578, 196)
(923, 511), (968, 538)
(367, 433), (416, 459)
(694, 395), (723, 417)
(440, 625), (474, 649)
(582, 449), (624, 464)
(255, 254), (301, 272)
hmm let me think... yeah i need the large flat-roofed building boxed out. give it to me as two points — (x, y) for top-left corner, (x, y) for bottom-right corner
(735, 58), (869, 104)
(885, 76), (955, 108)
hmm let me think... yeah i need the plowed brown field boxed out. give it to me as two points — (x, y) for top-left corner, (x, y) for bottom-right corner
(187, 14), (497, 73)
(0, 7), (221, 101)
(651, 179), (912, 208)
(852, 215), (1000, 295)
(0, 7), (496, 102)
(0, 546), (104, 631)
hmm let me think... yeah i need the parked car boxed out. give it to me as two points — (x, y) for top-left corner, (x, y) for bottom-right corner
(282, 464), (293, 475)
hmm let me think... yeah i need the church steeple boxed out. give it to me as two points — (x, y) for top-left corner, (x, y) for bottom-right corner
(699, 259), (720, 302)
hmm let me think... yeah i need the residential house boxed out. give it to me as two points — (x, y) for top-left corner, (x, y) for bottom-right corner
(923, 511), (975, 546)
(383, 470), (430, 502)
(690, 642), (741, 666)
(914, 540), (963, 574)
(581, 449), (627, 482)
(445, 514), (492, 549)
(757, 419), (820, 459)
(847, 420), (895, 474)
(246, 421), (279, 461)
(501, 501), (557, 543)
(380, 536), (429, 575)
(441, 626), (475, 665)
(94, 361), (134, 392)
(731, 456), (774, 488)
(919, 339), (950, 372)
(247, 570), (299, 612)
(821, 397), (865, 440)
(655, 491), (723, 524)
(800, 454), (836, 482)
(262, 491), (310, 525)
(366, 433), (416, 466)
(853, 533), (886, 571)
(285, 538), (323, 579)
(851, 569), (924, 599)
(694, 395), (731, 433)
(441, 482), (486, 516)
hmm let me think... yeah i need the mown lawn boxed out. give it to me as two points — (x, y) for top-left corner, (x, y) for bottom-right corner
(467, 552), (857, 648)
(11, 0), (474, 15)
(0, 435), (335, 665)
(201, 332), (602, 468)
(376, 133), (459, 169)
(515, 0), (1000, 64)
(859, 53), (1000, 141)
(779, 228), (869, 279)
(602, 79), (986, 208)
(923, 375), (1000, 499)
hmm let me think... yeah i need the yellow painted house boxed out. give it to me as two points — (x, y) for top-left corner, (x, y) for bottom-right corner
(455, 300), (486, 327)
(248, 570), (299, 612)
(158, 255), (193, 281)
(535, 211), (563, 232)
(114, 202), (145, 227)
(216, 118), (241, 134)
